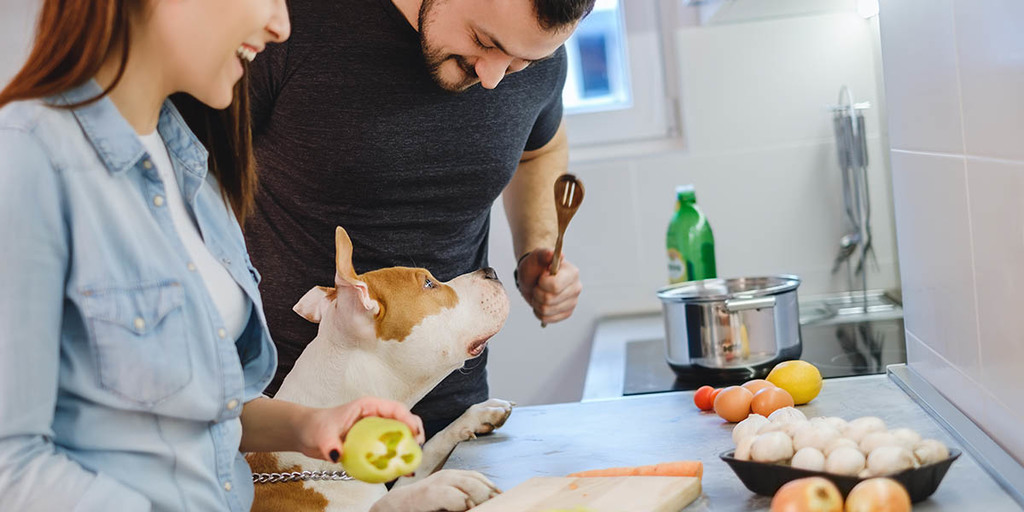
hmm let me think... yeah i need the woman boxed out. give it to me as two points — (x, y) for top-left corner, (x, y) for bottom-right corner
(0, 1), (423, 510)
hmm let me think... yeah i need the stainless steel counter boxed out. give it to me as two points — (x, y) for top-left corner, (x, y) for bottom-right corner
(445, 374), (1023, 511)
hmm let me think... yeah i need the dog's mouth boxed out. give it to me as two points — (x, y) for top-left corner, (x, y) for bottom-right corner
(467, 337), (490, 357)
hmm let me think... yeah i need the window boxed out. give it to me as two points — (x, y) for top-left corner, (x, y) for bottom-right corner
(562, 0), (631, 115)
(562, 0), (679, 152)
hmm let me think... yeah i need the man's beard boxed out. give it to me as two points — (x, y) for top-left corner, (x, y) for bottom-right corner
(419, 0), (478, 92)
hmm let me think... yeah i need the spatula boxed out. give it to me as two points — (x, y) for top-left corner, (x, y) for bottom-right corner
(542, 174), (584, 327)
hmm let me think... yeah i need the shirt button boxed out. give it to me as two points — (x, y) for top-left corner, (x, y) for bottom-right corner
(187, 262), (197, 272)
(143, 160), (153, 170)
(223, 481), (232, 492)
(153, 195), (165, 207)
(218, 328), (227, 339)
(226, 399), (239, 411)
(133, 317), (146, 330)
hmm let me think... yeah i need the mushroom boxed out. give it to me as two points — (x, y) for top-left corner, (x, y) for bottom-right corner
(793, 424), (842, 452)
(750, 432), (795, 464)
(791, 447), (826, 472)
(825, 446), (866, 476)
(867, 445), (917, 476)
(859, 431), (901, 454)
(914, 439), (950, 466)
(843, 416), (886, 443)
(890, 428), (923, 449)
(768, 407), (808, 424)
(735, 435), (756, 461)
(823, 437), (859, 456)
(820, 416), (849, 432)
(732, 414), (769, 445)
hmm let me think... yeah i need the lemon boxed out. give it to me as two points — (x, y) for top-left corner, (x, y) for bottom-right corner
(766, 360), (822, 405)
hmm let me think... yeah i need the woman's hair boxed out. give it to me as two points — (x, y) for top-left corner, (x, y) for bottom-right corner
(0, 0), (258, 225)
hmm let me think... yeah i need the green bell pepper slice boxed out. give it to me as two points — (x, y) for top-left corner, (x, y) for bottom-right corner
(341, 417), (423, 483)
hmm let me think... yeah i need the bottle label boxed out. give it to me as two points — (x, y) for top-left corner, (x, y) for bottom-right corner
(667, 248), (687, 284)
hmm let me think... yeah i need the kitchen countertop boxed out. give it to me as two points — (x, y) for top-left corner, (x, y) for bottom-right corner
(445, 373), (1023, 510)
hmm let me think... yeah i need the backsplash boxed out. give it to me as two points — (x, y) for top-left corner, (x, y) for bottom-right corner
(879, 0), (1024, 465)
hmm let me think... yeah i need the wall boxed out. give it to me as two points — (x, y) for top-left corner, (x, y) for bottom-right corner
(878, 0), (1024, 465)
(486, 9), (901, 406)
(0, 0), (36, 86)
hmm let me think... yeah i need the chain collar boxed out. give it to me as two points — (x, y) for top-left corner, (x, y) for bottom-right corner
(252, 470), (353, 484)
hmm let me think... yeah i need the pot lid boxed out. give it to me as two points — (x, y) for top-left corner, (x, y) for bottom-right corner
(656, 275), (800, 303)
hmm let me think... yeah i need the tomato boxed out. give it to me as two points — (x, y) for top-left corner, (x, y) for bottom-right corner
(694, 385), (716, 411)
(340, 417), (423, 483)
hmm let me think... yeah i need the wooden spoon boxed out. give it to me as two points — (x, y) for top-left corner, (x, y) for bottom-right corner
(540, 174), (584, 327)
(549, 174), (584, 276)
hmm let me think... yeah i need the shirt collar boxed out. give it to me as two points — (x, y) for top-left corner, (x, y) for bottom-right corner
(54, 80), (209, 178)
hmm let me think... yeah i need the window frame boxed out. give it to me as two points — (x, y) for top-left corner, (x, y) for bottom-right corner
(562, 0), (683, 156)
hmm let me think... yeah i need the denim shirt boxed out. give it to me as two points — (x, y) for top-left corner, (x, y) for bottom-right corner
(0, 81), (277, 511)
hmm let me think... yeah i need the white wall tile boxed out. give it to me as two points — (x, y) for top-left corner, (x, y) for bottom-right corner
(964, 158), (1024, 401)
(877, 0), (964, 154)
(890, 151), (981, 376)
(905, 332), (988, 428)
(983, 399), (1024, 466)
(633, 138), (899, 297)
(676, 12), (882, 154)
(953, 0), (1024, 161)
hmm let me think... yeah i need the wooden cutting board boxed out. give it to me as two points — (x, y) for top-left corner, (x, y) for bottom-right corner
(470, 476), (701, 512)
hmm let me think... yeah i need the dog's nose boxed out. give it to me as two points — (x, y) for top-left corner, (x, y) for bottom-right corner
(482, 267), (499, 280)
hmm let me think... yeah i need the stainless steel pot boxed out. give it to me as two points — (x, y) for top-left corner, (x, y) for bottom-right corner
(656, 275), (802, 381)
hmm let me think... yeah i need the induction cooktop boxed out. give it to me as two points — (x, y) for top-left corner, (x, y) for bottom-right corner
(623, 318), (906, 396)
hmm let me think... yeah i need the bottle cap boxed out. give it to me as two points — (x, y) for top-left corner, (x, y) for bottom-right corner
(676, 184), (696, 201)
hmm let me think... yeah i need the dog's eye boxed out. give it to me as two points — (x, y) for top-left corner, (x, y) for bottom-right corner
(424, 278), (436, 289)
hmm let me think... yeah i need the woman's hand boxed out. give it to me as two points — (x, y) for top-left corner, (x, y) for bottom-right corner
(297, 397), (425, 463)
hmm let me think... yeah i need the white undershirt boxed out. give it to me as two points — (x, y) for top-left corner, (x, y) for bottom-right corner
(139, 132), (250, 340)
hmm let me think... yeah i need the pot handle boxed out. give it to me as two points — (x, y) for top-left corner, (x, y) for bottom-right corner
(725, 296), (776, 312)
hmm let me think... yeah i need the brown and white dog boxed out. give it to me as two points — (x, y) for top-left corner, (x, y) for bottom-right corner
(248, 227), (513, 512)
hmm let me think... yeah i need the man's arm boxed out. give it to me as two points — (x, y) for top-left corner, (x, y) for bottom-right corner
(502, 121), (568, 259)
(502, 121), (582, 325)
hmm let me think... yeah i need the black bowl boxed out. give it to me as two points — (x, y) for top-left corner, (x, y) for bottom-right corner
(720, 448), (961, 503)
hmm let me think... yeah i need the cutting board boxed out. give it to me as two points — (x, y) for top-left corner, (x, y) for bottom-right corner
(470, 476), (701, 512)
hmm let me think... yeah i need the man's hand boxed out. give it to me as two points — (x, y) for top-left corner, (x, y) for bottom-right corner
(515, 249), (582, 325)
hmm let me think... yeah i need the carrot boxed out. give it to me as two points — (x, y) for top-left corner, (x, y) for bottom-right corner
(567, 461), (703, 479)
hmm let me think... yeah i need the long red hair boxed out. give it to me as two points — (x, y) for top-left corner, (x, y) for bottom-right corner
(0, 0), (258, 224)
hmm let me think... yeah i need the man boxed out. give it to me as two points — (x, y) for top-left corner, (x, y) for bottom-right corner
(247, 0), (591, 437)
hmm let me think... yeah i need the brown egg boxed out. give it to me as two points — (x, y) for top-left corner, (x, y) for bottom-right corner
(751, 387), (795, 417)
(741, 379), (776, 395)
(714, 386), (754, 423)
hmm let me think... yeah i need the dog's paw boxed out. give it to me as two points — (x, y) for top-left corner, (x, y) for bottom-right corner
(372, 470), (500, 512)
(455, 398), (514, 440)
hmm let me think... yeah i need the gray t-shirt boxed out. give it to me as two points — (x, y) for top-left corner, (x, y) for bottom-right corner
(246, 0), (566, 425)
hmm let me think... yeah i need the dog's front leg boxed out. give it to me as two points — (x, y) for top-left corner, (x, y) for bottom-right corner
(395, 398), (513, 486)
(371, 470), (500, 512)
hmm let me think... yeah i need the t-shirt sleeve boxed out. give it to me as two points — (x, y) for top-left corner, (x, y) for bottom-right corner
(248, 39), (290, 135)
(523, 45), (567, 152)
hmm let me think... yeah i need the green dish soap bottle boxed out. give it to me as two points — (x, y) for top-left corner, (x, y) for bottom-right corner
(666, 185), (716, 284)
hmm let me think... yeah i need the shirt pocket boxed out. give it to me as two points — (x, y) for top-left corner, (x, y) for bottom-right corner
(79, 281), (193, 406)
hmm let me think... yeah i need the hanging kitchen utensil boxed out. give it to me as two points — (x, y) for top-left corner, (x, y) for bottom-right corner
(830, 86), (876, 311)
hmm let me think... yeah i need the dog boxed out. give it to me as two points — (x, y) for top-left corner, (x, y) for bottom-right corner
(247, 227), (513, 512)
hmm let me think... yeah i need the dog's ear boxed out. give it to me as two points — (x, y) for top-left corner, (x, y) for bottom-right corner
(294, 286), (334, 323)
(334, 226), (379, 314)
